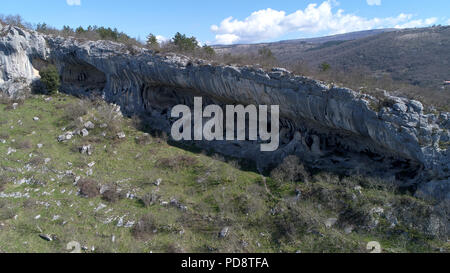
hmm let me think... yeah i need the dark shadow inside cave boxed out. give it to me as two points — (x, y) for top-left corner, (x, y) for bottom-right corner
(59, 60), (107, 94)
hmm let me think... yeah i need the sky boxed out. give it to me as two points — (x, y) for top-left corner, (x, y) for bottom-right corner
(1, 0), (449, 45)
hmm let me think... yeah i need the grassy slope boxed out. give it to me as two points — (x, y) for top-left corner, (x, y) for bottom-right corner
(0, 94), (448, 253)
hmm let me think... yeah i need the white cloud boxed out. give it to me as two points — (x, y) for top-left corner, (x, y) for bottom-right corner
(447, 19), (450, 25)
(66, 0), (81, 6)
(211, 1), (438, 44)
(367, 0), (381, 6)
(395, 17), (437, 29)
(155, 35), (169, 44)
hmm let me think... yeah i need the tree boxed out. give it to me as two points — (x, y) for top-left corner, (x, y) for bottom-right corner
(36, 23), (48, 33)
(146, 33), (159, 49)
(258, 47), (274, 60)
(319, 62), (331, 72)
(39, 65), (60, 95)
(202, 45), (215, 58)
(172, 32), (199, 52)
(76, 26), (86, 35)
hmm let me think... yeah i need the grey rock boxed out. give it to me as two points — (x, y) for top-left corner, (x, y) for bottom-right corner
(79, 144), (93, 155)
(325, 218), (338, 228)
(219, 227), (230, 238)
(38, 234), (53, 242)
(84, 121), (95, 129)
(415, 180), (450, 202)
(0, 25), (449, 203)
(154, 178), (162, 186)
(80, 129), (89, 137)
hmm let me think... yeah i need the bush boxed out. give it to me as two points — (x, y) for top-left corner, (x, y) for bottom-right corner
(59, 100), (90, 127)
(101, 185), (122, 203)
(140, 192), (160, 207)
(319, 62), (331, 72)
(157, 155), (197, 170)
(270, 155), (310, 184)
(0, 175), (7, 192)
(39, 65), (60, 94)
(132, 214), (158, 239)
(14, 140), (32, 150)
(77, 179), (100, 198)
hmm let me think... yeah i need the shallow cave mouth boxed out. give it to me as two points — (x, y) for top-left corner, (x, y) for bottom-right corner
(59, 60), (107, 95)
(126, 83), (425, 185)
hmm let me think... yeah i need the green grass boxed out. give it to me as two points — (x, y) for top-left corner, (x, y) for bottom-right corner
(0, 94), (447, 253)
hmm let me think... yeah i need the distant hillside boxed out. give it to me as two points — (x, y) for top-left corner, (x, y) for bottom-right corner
(214, 26), (450, 90)
(213, 28), (396, 58)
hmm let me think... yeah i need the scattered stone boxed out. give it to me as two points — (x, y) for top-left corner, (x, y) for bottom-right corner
(58, 132), (73, 142)
(344, 226), (354, 234)
(6, 147), (16, 155)
(37, 143), (43, 149)
(116, 217), (124, 227)
(12, 103), (18, 110)
(80, 129), (89, 137)
(111, 235), (116, 243)
(124, 221), (135, 228)
(219, 227), (230, 238)
(84, 121), (95, 129)
(87, 161), (96, 168)
(154, 178), (162, 186)
(117, 132), (126, 139)
(325, 218), (338, 228)
(44, 158), (51, 164)
(94, 203), (107, 212)
(79, 144), (93, 155)
(33, 117), (40, 121)
(34, 215), (41, 220)
(39, 234), (52, 242)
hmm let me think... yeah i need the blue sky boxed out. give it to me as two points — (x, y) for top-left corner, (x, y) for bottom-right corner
(2, 0), (449, 44)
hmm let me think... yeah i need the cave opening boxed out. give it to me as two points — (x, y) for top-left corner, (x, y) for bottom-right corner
(60, 60), (107, 94)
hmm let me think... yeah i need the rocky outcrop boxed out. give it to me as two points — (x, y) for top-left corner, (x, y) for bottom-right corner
(0, 25), (48, 97)
(0, 25), (449, 200)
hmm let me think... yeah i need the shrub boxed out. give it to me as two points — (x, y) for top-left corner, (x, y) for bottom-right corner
(39, 65), (60, 94)
(59, 100), (90, 127)
(319, 62), (331, 72)
(132, 214), (158, 239)
(28, 156), (45, 166)
(0, 175), (8, 192)
(135, 133), (152, 146)
(201, 45), (215, 59)
(270, 155), (310, 184)
(166, 243), (184, 253)
(140, 192), (160, 207)
(15, 140), (32, 150)
(157, 155), (197, 170)
(101, 185), (121, 203)
(77, 179), (100, 198)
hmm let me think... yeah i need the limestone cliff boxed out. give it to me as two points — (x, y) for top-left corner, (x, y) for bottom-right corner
(0, 24), (449, 201)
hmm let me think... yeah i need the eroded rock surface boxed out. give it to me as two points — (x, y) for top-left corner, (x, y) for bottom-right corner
(0, 25), (449, 201)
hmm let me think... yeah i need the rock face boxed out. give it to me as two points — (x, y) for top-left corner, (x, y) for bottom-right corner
(0, 25), (48, 97)
(0, 25), (449, 200)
